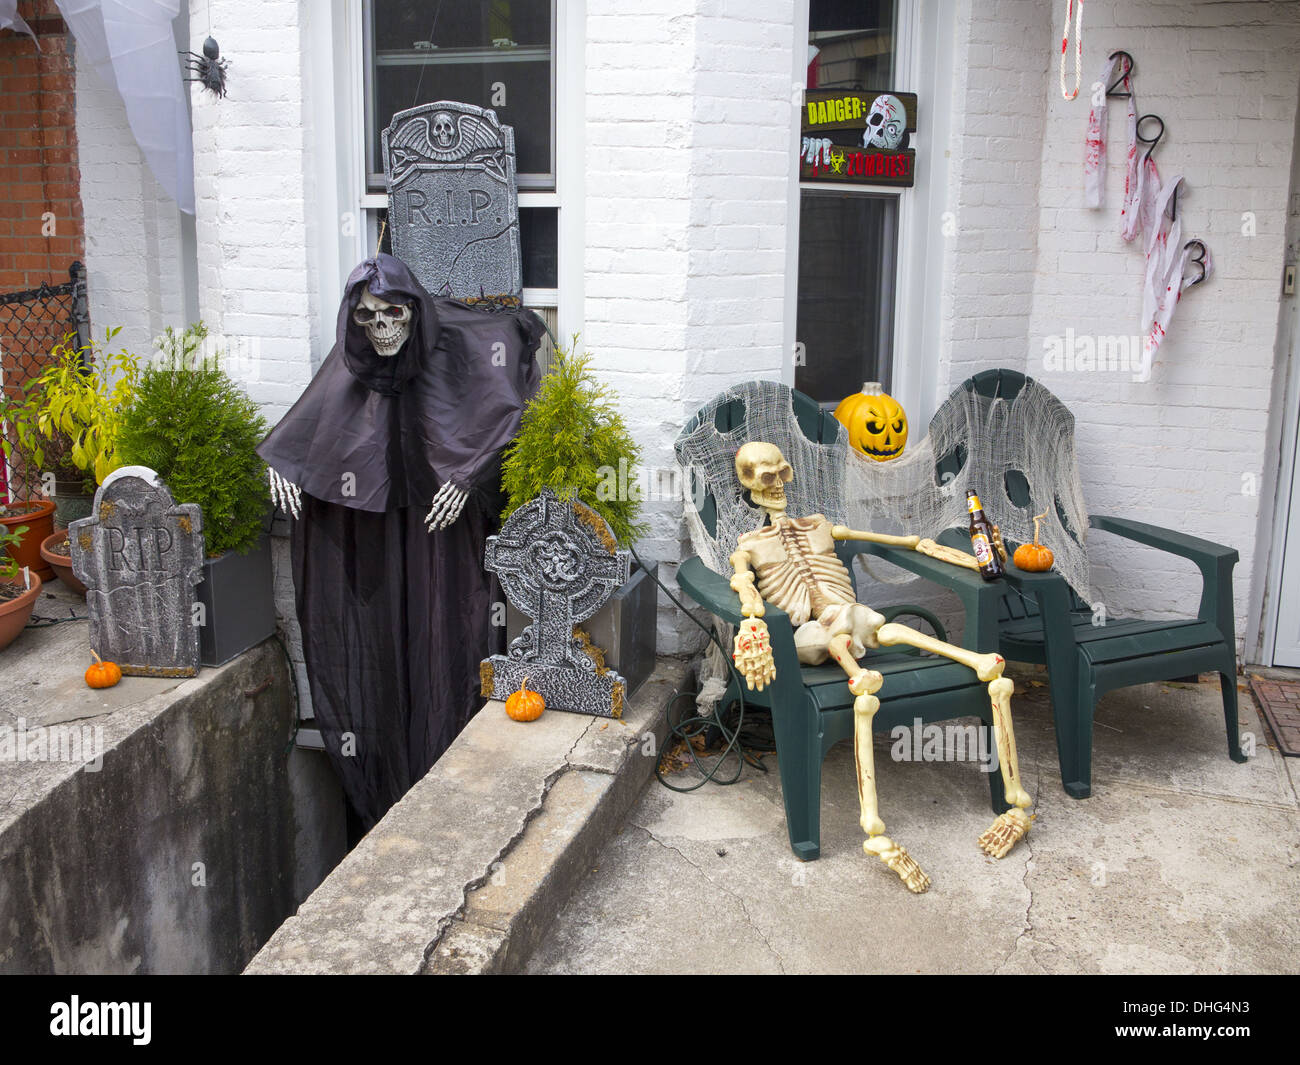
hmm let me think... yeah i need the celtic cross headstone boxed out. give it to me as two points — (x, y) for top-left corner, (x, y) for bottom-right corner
(381, 100), (522, 300)
(482, 489), (631, 718)
(69, 466), (205, 677)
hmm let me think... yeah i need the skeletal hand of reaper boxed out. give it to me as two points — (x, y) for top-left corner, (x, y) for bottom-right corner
(724, 441), (1034, 893)
(268, 467), (302, 519)
(424, 482), (468, 532)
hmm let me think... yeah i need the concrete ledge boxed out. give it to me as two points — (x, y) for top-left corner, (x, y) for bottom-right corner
(0, 583), (346, 973)
(245, 661), (688, 975)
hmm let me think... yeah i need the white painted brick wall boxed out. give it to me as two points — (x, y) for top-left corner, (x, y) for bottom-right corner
(187, 0), (321, 711)
(584, 0), (797, 654)
(1023, 0), (1300, 656)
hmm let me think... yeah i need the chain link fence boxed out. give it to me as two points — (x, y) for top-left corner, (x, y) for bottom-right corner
(0, 263), (91, 498)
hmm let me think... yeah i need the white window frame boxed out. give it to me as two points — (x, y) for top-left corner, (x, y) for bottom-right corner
(785, 0), (954, 430)
(316, 0), (584, 359)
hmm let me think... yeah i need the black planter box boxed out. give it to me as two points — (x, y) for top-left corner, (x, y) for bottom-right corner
(506, 559), (659, 698)
(196, 533), (276, 666)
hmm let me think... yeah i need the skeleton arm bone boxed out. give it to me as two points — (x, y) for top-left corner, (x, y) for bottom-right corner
(831, 525), (980, 571)
(728, 548), (775, 691)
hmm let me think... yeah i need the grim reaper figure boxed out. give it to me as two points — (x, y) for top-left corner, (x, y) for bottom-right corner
(258, 254), (542, 829)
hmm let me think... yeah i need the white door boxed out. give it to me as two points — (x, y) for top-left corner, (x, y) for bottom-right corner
(1273, 269), (1300, 666)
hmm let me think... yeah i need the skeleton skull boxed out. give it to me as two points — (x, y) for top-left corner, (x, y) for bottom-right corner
(431, 111), (456, 149)
(735, 441), (793, 513)
(353, 286), (413, 357)
(864, 94), (906, 151)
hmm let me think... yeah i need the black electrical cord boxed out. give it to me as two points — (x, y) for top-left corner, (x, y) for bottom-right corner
(627, 543), (770, 793)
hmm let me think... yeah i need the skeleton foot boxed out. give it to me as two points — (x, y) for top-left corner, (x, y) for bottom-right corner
(864, 836), (931, 893)
(978, 808), (1031, 859)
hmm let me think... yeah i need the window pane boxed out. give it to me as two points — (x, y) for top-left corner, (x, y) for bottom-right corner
(808, 0), (896, 89)
(519, 207), (557, 289)
(368, 0), (554, 188)
(794, 191), (897, 403)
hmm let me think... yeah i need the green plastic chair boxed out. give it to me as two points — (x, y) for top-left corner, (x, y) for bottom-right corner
(674, 385), (1010, 861)
(934, 369), (1245, 799)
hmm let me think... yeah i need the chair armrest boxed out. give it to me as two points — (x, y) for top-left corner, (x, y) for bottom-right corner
(1088, 515), (1238, 565)
(675, 555), (802, 686)
(846, 540), (1004, 652)
(1088, 514), (1238, 642)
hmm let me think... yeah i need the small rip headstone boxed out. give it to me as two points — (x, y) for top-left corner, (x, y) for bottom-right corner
(482, 489), (631, 718)
(382, 100), (522, 300)
(69, 466), (205, 677)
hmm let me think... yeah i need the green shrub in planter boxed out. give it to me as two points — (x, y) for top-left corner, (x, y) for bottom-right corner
(501, 340), (646, 544)
(116, 324), (269, 558)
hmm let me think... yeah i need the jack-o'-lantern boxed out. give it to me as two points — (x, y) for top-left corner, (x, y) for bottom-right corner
(833, 382), (908, 461)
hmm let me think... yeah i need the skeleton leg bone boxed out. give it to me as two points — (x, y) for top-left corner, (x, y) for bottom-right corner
(876, 623), (1006, 681)
(977, 676), (1033, 857)
(876, 623), (1033, 857)
(853, 680), (930, 893)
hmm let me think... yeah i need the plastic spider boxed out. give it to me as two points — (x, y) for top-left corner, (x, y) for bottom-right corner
(181, 36), (228, 98)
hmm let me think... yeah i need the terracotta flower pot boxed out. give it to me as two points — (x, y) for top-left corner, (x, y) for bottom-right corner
(39, 529), (87, 597)
(0, 571), (42, 651)
(0, 498), (56, 581)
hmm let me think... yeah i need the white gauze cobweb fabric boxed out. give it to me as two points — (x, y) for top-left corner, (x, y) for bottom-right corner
(675, 379), (1091, 708)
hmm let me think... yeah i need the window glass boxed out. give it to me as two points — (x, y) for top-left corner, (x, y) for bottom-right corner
(366, 1), (555, 190)
(794, 191), (897, 402)
(807, 0), (896, 89)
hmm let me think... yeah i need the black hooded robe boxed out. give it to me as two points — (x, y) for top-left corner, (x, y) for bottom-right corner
(258, 255), (542, 829)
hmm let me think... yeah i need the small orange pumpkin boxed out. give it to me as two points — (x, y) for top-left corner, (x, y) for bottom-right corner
(1012, 511), (1055, 573)
(85, 650), (122, 689)
(505, 677), (546, 722)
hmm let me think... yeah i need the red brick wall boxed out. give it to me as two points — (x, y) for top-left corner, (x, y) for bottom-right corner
(0, 0), (83, 292)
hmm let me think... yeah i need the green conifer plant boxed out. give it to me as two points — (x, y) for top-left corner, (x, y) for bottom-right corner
(116, 324), (270, 558)
(501, 340), (646, 544)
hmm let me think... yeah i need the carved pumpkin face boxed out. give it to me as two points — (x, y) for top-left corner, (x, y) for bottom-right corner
(833, 384), (909, 461)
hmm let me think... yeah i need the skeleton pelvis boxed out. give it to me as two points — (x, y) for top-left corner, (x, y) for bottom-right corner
(794, 603), (886, 665)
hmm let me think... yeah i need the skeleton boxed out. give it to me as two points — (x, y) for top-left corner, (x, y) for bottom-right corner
(727, 442), (1032, 892)
(863, 94), (906, 151)
(268, 284), (468, 531)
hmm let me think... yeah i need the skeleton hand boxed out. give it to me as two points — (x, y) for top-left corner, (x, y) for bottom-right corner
(802, 136), (832, 167)
(268, 467), (302, 519)
(733, 617), (776, 692)
(424, 482), (468, 532)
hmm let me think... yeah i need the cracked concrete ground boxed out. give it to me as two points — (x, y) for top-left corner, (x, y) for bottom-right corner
(527, 671), (1300, 974)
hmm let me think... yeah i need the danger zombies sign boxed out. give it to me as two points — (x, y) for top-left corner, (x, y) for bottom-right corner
(800, 88), (918, 188)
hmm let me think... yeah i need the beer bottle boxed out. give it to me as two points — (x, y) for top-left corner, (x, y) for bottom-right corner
(967, 490), (1005, 582)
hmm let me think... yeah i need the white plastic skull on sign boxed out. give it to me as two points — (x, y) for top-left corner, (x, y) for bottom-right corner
(863, 94), (906, 150)
(353, 286), (413, 357)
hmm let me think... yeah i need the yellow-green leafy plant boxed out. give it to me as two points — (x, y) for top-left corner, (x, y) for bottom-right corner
(1, 329), (141, 486)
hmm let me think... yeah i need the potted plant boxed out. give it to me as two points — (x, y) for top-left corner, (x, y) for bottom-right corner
(0, 329), (141, 535)
(114, 324), (275, 666)
(500, 340), (657, 694)
(0, 523), (42, 651)
(39, 528), (87, 597)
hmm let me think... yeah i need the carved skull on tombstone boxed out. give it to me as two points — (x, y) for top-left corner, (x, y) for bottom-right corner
(353, 286), (413, 357)
(431, 111), (457, 150)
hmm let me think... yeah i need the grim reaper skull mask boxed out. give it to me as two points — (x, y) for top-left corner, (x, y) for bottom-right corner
(864, 94), (906, 150)
(353, 286), (413, 358)
(735, 441), (794, 514)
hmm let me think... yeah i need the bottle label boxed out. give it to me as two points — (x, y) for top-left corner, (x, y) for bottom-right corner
(972, 533), (993, 565)
(968, 494), (982, 514)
